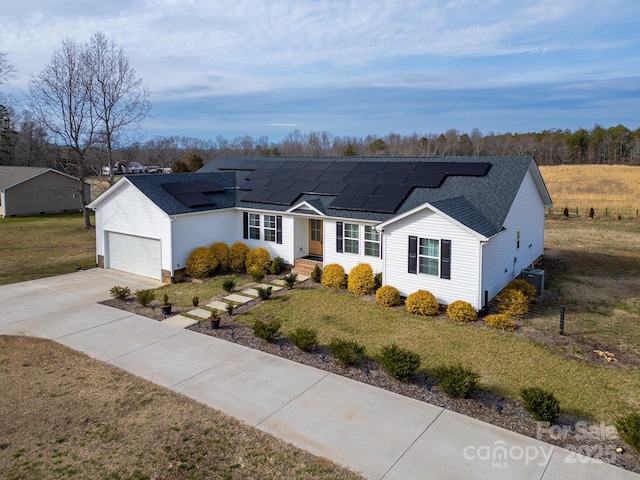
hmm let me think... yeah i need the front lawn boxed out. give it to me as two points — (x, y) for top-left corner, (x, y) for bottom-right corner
(236, 287), (640, 423)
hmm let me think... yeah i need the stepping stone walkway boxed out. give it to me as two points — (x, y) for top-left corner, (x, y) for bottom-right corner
(188, 308), (214, 320)
(223, 293), (254, 304)
(240, 288), (260, 297)
(257, 283), (283, 291)
(207, 300), (229, 312)
(162, 315), (199, 328)
(269, 279), (287, 286)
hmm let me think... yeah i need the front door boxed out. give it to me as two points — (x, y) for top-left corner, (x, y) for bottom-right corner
(308, 219), (323, 256)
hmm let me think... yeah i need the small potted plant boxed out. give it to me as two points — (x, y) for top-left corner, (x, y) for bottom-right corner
(192, 295), (199, 307)
(209, 311), (221, 329)
(161, 293), (172, 315)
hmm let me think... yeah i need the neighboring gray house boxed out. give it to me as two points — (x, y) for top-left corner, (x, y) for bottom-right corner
(0, 166), (90, 218)
(88, 156), (552, 311)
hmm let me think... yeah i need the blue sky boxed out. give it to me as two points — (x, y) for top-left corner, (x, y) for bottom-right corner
(1, 0), (639, 143)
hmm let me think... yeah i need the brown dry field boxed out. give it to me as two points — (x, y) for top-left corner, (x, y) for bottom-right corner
(0, 336), (362, 480)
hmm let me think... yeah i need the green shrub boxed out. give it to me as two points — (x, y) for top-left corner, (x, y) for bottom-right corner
(192, 296), (199, 307)
(347, 263), (376, 295)
(484, 313), (516, 331)
(322, 263), (347, 289)
(109, 285), (131, 300)
(505, 278), (537, 304)
(135, 289), (155, 307)
(377, 344), (422, 381)
(256, 286), (272, 300)
(616, 412), (640, 453)
(374, 272), (383, 292)
(229, 242), (250, 273)
(405, 290), (439, 316)
(434, 364), (480, 398)
(446, 300), (477, 322)
(496, 288), (529, 319)
(375, 285), (401, 307)
(249, 265), (266, 281)
(269, 256), (285, 275)
(252, 319), (282, 341)
(311, 264), (322, 283)
(161, 293), (170, 306)
(283, 273), (298, 289)
(210, 242), (230, 272)
(225, 303), (234, 315)
(185, 246), (218, 278)
(520, 387), (560, 423)
(288, 327), (319, 352)
(328, 338), (366, 366)
(222, 278), (237, 292)
(246, 247), (271, 274)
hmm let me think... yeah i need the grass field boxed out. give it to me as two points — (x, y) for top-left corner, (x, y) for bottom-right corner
(0, 213), (96, 286)
(540, 165), (640, 217)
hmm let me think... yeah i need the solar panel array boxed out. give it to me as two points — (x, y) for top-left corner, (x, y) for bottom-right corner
(161, 180), (224, 207)
(219, 160), (491, 214)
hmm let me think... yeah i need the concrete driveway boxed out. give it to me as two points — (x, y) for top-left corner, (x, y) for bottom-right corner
(0, 269), (638, 480)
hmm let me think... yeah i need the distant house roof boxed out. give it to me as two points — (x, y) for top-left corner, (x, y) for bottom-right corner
(91, 156), (551, 238)
(0, 166), (83, 191)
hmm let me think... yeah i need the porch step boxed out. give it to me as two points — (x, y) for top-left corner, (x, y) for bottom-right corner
(292, 258), (322, 276)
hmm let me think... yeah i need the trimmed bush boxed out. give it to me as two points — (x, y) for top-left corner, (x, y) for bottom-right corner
(222, 278), (237, 292)
(405, 290), (439, 316)
(446, 300), (477, 322)
(225, 303), (234, 315)
(484, 313), (516, 331)
(256, 285), (272, 300)
(375, 285), (401, 307)
(496, 288), (529, 319)
(505, 278), (537, 304)
(347, 263), (376, 295)
(109, 285), (131, 300)
(185, 246), (218, 278)
(246, 247), (271, 274)
(269, 256), (285, 275)
(210, 242), (230, 272)
(283, 273), (298, 289)
(252, 319), (281, 341)
(311, 264), (322, 283)
(249, 265), (266, 281)
(322, 263), (347, 290)
(434, 364), (480, 398)
(374, 272), (383, 292)
(328, 338), (366, 366)
(520, 387), (560, 423)
(377, 344), (421, 381)
(191, 296), (199, 307)
(229, 241), (250, 273)
(616, 412), (640, 453)
(288, 327), (319, 352)
(135, 289), (155, 307)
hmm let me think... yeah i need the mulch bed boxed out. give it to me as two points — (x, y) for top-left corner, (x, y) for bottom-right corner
(103, 278), (640, 473)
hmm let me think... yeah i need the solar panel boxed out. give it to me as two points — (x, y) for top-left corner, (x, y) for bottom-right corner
(331, 162), (357, 171)
(360, 196), (403, 214)
(372, 183), (413, 198)
(329, 195), (367, 210)
(162, 180), (224, 194)
(382, 162), (418, 173)
(306, 161), (333, 171)
(413, 162), (449, 174)
(281, 161), (306, 170)
(412, 173), (446, 188)
(266, 190), (301, 205)
(268, 169), (298, 180)
(313, 182), (346, 195)
(342, 183), (378, 196)
(317, 170), (348, 182)
(343, 171), (378, 183)
(174, 192), (214, 207)
(265, 179), (295, 191)
(352, 161), (384, 173)
(242, 190), (274, 203)
(236, 160), (265, 170)
(239, 178), (270, 191)
(446, 162), (492, 176)
(245, 169), (272, 180)
(372, 172), (410, 185)
(295, 181), (321, 193)
(292, 170), (323, 181)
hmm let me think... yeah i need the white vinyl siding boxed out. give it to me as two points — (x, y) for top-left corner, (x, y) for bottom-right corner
(383, 208), (480, 308)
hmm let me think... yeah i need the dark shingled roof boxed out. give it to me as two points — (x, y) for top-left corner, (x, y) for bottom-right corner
(122, 156), (546, 237)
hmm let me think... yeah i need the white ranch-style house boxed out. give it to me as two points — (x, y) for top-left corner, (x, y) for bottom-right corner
(88, 156), (552, 311)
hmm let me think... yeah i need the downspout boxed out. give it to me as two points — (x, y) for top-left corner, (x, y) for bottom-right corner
(169, 216), (176, 283)
(377, 227), (386, 286)
(478, 240), (485, 312)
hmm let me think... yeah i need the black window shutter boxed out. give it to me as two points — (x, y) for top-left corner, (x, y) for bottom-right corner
(243, 212), (248, 239)
(276, 216), (283, 244)
(408, 236), (417, 274)
(440, 239), (451, 279)
(336, 222), (343, 253)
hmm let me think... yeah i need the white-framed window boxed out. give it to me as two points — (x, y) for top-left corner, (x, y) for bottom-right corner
(364, 226), (380, 257)
(344, 223), (359, 254)
(418, 238), (439, 276)
(264, 215), (276, 242)
(249, 213), (260, 240)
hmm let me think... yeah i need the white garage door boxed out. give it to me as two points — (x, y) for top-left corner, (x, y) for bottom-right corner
(107, 232), (162, 280)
